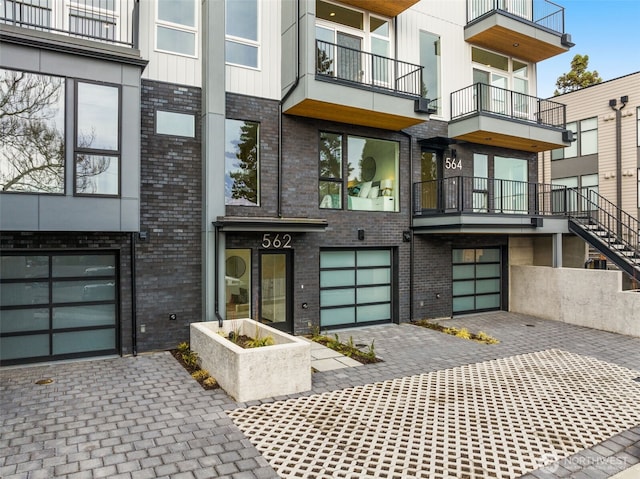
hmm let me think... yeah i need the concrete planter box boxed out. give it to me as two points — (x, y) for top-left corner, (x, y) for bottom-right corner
(190, 319), (311, 402)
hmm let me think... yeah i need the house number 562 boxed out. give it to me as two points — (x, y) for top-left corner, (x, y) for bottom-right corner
(261, 233), (292, 249)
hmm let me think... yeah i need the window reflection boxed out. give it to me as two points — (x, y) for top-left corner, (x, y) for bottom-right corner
(77, 82), (119, 151)
(225, 119), (259, 206)
(0, 69), (65, 193)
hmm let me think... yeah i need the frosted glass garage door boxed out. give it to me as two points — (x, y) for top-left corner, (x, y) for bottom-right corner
(452, 248), (501, 314)
(320, 249), (392, 328)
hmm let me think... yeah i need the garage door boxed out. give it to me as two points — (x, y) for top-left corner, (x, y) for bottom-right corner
(320, 249), (392, 328)
(452, 248), (501, 314)
(0, 252), (119, 365)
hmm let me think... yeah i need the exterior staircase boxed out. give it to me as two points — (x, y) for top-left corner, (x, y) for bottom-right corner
(566, 189), (640, 282)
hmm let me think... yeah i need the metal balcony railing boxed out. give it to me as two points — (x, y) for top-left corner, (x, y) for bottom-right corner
(451, 83), (566, 128)
(1, 0), (139, 48)
(316, 39), (423, 97)
(413, 176), (575, 216)
(467, 0), (566, 34)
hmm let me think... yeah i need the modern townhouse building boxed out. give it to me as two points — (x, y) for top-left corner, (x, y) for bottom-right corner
(539, 72), (640, 283)
(1, 0), (578, 366)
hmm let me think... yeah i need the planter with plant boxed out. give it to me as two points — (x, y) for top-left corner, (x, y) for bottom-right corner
(190, 318), (311, 402)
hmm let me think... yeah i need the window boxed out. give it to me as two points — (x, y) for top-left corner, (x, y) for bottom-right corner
(420, 31), (441, 113)
(318, 132), (398, 212)
(494, 156), (528, 213)
(551, 176), (578, 213)
(473, 153), (488, 212)
(225, 119), (259, 206)
(225, 0), (258, 68)
(75, 81), (120, 196)
(0, 69), (65, 194)
(225, 249), (251, 319)
(319, 132), (343, 209)
(156, 0), (197, 56)
(580, 117), (598, 155)
(564, 121), (578, 158)
(156, 110), (195, 137)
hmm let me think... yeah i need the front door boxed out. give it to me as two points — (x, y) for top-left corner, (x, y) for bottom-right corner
(259, 250), (293, 332)
(420, 150), (443, 211)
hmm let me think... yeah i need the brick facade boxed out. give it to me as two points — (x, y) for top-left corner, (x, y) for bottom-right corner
(136, 79), (202, 351)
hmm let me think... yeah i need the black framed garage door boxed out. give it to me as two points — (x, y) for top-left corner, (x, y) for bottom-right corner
(452, 248), (501, 314)
(0, 252), (119, 365)
(319, 248), (392, 328)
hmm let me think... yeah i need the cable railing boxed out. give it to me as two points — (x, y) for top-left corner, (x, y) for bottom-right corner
(413, 176), (572, 216)
(316, 39), (423, 97)
(0, 0), (138, 48)
(467, 0), (565, 34)
(451, 83), (566, 128)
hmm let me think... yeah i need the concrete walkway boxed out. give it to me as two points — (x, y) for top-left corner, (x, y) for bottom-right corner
(1, 311), (639, 478)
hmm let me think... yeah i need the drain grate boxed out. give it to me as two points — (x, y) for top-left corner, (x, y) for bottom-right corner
(229, 350), (640, 479)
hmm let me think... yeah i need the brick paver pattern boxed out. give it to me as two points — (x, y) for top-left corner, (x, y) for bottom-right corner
(1, 312), (640, 479)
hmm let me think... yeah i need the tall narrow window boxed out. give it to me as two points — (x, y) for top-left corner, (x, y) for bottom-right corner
(0, 69), (65, 194)
(473, 153), (488, 212)
(225, 119), (259, 206)
(580, 117), (597, 155)
(75, 81), (120, 196)
(156, 0), (197, 56)
(319, 132), (343, 209)
(420, 31), (441, 113)
(225, 0), (258, 68)
(564, 121), (578, 158)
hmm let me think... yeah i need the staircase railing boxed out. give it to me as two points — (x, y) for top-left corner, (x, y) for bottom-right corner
(568, 187), (640, 273)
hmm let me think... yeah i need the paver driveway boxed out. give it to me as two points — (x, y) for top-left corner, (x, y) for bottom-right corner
(1, 312), (640, 479)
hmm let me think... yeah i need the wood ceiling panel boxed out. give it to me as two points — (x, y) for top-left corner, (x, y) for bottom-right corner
(466, 25), (566, 62)
(338, 0), (420, 18)
(285, 99), (424, 131)
(452, 129), (564, 153)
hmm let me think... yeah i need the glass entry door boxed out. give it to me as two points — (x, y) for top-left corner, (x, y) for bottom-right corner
(259, 250), (292, 332)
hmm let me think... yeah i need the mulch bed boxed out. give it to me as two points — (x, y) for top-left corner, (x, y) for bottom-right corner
(170, 349), (220, 390)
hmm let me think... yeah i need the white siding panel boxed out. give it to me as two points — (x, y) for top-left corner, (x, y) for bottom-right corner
(396, 2), (469, 121)
(226, 0), (281, 99)
(138, 0), (202, 87)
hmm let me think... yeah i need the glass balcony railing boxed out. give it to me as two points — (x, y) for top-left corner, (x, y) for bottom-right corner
(1, 0), (138, 48)
(451, 83), (566, 128)
(316, 39), (424, 97)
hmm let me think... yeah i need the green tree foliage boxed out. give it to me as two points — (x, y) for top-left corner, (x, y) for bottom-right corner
(230, 121), (259, 204)
(554, 54), (602, 96)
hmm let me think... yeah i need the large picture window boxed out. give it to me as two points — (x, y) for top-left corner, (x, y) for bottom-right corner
(75, 81), (120, 196)
(156, 0), (197, 56)
(225, 119), (259, 206)
(225, 0), (259, 68)
(0, 69), (65, 194)
(317, 133), (398, 212)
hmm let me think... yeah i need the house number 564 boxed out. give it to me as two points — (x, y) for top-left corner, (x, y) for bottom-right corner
(261, 233), (292, 249)
(445, 157), (462, 170)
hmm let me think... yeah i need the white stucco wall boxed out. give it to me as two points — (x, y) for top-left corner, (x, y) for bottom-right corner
(510, 265), (640, 338)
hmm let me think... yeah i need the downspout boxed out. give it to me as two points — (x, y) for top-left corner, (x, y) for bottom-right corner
(130, 232), (137, 356)
(399, 130), (414, 323)
(278, 0), (301, 218)
(610, 96), (627, 236)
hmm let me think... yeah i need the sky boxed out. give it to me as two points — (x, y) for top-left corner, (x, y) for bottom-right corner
(536, 0), (640, 98)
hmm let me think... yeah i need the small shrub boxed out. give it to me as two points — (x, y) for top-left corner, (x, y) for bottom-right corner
(246, 335), (274, 348)
(456, 328), (472, 340)
(413, 320), (499, 345)
(181, 350), (199, 369)
(203, 376), (217, 388)
(474, 331), (500, 344)
(177, 342), (190, 353)
(191, 369), (210, 381)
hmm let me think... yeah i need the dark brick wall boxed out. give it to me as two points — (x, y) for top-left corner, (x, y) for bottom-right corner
(0, 232), (134, 353)
(137, 79), (202, 351)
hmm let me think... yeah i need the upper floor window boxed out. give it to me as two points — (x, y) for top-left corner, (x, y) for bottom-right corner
(315, 1), (392, 85)
(552, 117), (597, 159)
(225, 119), (259, 206)
(156, 110), (195, 138)
(0, 69), (65, 194)
(75, 81), (120, 196)
(472, 47), (530, 94)
(419, 31), (441, 113)
(318, 131), (398, 212)
(637, 107), (640, 146)
(225, 0), (259, 68)
(156, 0), (197, 57)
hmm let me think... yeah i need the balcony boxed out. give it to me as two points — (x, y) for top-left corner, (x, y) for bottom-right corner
(465, 0), (572, 62)
(413, 176), (572, 233)
(283, 40), (429, 131)
(448, 83), (569, 152)
(1, 0), (138, 48)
